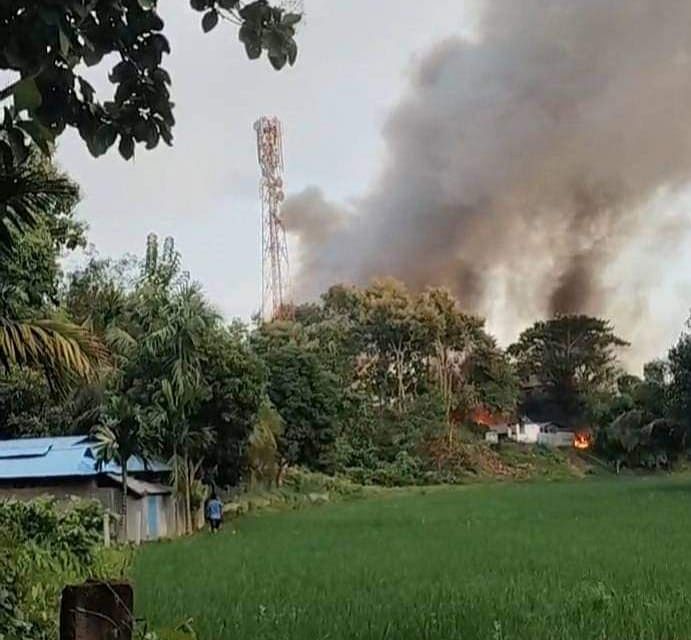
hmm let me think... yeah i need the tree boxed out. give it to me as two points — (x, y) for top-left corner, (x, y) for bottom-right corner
(0, 367), (104, 437)
(194, 323), (265, 486)
(111, 246), (220, 530)
(668, 331), (691, 430)
(63, 233), (267, 490)
(418, 287), (517, 438)
(252, 321), (340, 480)
(62, 250), (138, 334)
(246, 399), (283, 488)
(466, 341), (519, 417)
(1, 153), (85, 330)
(0, 152), (106, 391)
(508, 315), (628, 424)
(0, 151), (79, 255)
(93, 394), (151, 537)
(0, 1), (301, 163)
(150, 378), (202, 534)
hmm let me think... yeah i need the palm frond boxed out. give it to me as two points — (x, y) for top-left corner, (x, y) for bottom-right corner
(92, 423), (119, 470)
(105, 325), (137, 356)
(0, 160), (79, 254)
(0, 318), (110, 394)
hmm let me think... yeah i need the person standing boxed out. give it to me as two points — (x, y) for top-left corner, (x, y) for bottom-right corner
(206, 491), (224, 533)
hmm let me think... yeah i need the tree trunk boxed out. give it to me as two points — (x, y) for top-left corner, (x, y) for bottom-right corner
(276, 459), (288, 487)
(172, 441), (180, 535)
(184, 454), (192, 534)
(121, 463), (128, 541)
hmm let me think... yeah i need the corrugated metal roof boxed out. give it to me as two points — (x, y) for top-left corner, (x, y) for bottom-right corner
(0, 436), (169, 480)
(106, 474), (172, 496)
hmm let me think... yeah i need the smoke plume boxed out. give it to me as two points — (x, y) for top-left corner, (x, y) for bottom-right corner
(283, 0), (691, 365)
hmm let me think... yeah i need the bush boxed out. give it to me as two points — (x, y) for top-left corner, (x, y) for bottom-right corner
(347, 451), (426, 487)
(0, 498), (125, 640)
(0, 497), (104, 565)
(282, 467), (364, 499)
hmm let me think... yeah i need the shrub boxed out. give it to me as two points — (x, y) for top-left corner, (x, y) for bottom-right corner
(0, 498), (103, 565)
(0, 498), (124, 640)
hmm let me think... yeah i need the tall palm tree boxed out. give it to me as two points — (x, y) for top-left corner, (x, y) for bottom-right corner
(145, 284), (219, 533)
(93, 395), (151, 538)
(0, 156), (108, 390)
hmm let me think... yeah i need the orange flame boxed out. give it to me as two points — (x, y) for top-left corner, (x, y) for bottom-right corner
(471, 407), (495, 426)
(573, 433), (590, 450)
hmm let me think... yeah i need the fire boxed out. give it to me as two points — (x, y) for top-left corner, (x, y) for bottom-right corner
(471, 407), (495, 427)
(573, 433), (590, 450)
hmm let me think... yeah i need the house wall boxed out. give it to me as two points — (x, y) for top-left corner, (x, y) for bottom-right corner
(507, 422), (541, 444)
(537, 431), (574, 448)
(485, 431), (499, 445)
(125, 493), (175, 543)
(0, 478), (174, 543)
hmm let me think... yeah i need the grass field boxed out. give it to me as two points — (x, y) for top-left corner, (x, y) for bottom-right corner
(135, 477), (691, 639)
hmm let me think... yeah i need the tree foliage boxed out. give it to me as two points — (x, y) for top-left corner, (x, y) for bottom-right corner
(0, 0), (301, 162)
(8, 150), (691, 492)
(0, 154), (107, 395)
(0, 151), (80, 256)
(252, 321), (340, 477)
(509, 315), (628, 425)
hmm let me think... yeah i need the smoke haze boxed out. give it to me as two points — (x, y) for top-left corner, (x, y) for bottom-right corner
(283, 0), (691, 367)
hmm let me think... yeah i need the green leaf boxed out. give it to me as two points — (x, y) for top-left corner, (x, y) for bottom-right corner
(218, 0), (239, 8)
(83, 48), (104, 67)
(287, 40), (298, 66)
(202, 9), (219, 32)
(78, 77), (95, 102)
(283, 13), (302, 26)
(119, 135), (135, 160)
(138, 0), (157, 8)
(268, 51), (287, 70)
(16, 118), (55, 155)
(96, 124), (117, 153)
(244, 40), (262, 60)
(190, 0), (209, 11)
(7, 126), (29, 164)
(58, 28), (71, 58)
(159, 121), (173, 145)
(13, 77), (42, 113)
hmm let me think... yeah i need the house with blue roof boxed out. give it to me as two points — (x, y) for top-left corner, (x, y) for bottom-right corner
(0, 435), (175, 542)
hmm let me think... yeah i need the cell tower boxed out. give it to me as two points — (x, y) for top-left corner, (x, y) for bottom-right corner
(254, 116), (292, 322)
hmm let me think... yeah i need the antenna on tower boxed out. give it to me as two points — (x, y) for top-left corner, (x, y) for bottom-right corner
(254, 116), (293, 322)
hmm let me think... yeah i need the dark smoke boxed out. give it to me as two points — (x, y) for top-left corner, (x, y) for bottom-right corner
(283, 0), (691, 361)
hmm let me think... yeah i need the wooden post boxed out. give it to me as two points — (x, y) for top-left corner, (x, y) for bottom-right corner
(60, 581), (133, 640)
(135, 510), (141, 546)
(103, 513), (111, 548)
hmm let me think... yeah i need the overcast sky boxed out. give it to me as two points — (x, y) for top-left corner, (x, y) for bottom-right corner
(57, 0), (480, 319)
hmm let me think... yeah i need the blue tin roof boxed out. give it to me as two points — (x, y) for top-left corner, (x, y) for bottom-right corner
(0, 436), (169, 480)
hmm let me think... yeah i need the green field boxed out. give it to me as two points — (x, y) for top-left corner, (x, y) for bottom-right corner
(135, 478), (691, 639)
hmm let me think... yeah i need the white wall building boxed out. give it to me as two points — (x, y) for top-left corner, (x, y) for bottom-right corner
(536, 423), (575, 448)
(507, 419), (541, 444)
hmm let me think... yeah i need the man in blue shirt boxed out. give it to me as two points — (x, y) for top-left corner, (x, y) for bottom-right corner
(205, 491), (224, 533)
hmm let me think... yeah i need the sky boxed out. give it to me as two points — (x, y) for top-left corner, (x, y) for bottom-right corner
(55, 1), (691, 372)
(57, 0), (481, 318)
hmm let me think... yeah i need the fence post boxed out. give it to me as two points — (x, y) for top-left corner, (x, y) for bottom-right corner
(103, 513), (111, 548)
(60, 581), (133, 640)
(135, 511), (142, 546)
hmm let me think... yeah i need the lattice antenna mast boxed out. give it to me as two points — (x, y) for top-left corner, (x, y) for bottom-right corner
(254, 116), (292, 322)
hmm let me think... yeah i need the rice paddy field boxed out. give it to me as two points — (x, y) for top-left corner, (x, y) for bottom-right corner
(135, 477), (691, 639)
